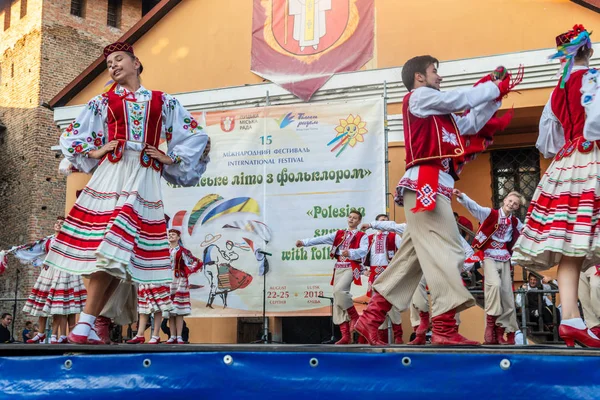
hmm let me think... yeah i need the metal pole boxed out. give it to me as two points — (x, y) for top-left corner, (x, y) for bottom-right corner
(262, 90), (270, 344)
(383, 81), (390, 212)
(520, 289), (528, 345)
(11, 267), (19, 340)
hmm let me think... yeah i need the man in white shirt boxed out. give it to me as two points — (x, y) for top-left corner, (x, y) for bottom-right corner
(296, 210), (368, 345)
(361, 216), (405, 344)
(455, 190), (524, 345)
(355, 55), (512, 346)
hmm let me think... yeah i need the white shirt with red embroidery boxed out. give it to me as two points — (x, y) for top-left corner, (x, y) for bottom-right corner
(301, 229), (369, 264)
(396, 82), (501, 206)
(457, 193), (523, 262)
(368, 230), (403, 267)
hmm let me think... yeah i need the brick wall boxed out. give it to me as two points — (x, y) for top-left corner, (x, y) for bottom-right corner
(0, 0), (142, 335)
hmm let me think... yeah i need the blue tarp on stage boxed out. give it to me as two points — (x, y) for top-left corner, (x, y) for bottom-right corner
(0, 348), (599, 399)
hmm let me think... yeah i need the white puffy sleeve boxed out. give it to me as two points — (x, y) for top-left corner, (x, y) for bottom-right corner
(161, 94), (210, 186)
(536, 97), (565, 159)
(59, 95), (108, 173)
(582, 69), (600, 141)
(11, 236), (52, 267)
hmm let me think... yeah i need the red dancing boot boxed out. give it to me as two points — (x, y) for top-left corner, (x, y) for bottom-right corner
(95, 316), (112, 345)
(591, 326), (600, 338)
(357, 335), (368, 344)
(378, 329), (389, 344)
(559, 324), (600, 348)
(347, 306), (360, 336)
(126, 335), (146, 344)
(354, 292), (392, 346)
(499, 330), (515, 345)
(484, 315), (499, 345)
(495, 325), (509, 345)
(335, 322), (351, 345)
(408, 312), (430, 345)
(431, 309), (480, 346)
(408, 326), (426, 345)
(393, 324), (404, 344)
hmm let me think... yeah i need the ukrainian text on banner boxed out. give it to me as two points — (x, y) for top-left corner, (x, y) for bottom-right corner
(161, 98), (385, 317)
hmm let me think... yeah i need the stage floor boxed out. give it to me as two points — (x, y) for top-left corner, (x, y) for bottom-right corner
(1, 344), (598, 399)
(1, 342), (599, 356)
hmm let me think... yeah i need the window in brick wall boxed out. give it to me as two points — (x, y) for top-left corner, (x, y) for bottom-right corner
(3, 1), (10, 31)
(107, 0), (122, 28)
(20, 0), (26, 19)
(70, 0), (85, 18)
(490, 147), (541, 221)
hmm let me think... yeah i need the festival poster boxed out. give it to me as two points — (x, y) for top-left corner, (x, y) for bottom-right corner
(161, 98), (385, 317)
(251, 0), (375, 101)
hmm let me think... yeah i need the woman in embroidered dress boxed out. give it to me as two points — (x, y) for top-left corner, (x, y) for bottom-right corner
(164, 228), (202, 344)
(44, 42), (210, 344)
(3, 216), (86, 344)
(513, 25), (600, 347)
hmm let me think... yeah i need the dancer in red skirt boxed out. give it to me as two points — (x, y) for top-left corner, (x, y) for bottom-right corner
(4, 217), (86, 343)
(165, 228), (202, 344)
(44, 42), (210, 344)
(513, 24), (600, 347)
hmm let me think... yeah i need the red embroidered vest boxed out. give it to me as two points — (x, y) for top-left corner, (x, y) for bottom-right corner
(103, 87), (165, 170)
(471, 209), (520, 254)
(172, 246), (201, 278)
(363, 232), (397, 267)
(403, 91), (464, 177)
(329, 229), (365, 286)
(550, 69), (587, 143)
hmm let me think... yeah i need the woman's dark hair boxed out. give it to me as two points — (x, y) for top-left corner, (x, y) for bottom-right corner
(575, 45), (593, 62)
(401, 55), (439, 91)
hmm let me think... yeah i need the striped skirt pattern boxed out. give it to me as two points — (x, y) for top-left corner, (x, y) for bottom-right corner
(22, 266), (86, 317)
(513, 139), (600, 271)
(170, 275), (191, 316)
(44, 150), (171, 284)
(137, 283), (173, 316)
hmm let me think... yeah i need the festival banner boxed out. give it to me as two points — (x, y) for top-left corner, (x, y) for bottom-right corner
(161, 98), (385, 317)
(251, 0), (375, 101)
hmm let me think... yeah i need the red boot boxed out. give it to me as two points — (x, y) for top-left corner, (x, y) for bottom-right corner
(408, 326), (426, 345)
(347, 306), (360, 342)
(393, 324), (404, 344)
(357, 335), (368, 344)
(431, 309), (480, 346)
(335, 322), (351, 345)
(559, 324), (600, 348)
(494, 325), (514, 345)
(408, 312), (430, 345)
(354, 292), (392, 346)
(378, 329), (389, 344)
(95, 316), (112, 345)
(484, 315), (498, 345)
(590, 326), (600, 338)
(499, 329), (515, 345)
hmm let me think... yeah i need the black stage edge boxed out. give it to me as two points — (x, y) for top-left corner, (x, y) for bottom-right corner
(1, 343), (599, 357)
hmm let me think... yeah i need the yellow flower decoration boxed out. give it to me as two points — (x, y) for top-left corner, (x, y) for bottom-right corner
(334, 114), (368, 147)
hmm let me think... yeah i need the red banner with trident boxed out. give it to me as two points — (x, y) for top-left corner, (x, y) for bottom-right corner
(251, 0), (374, 101)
